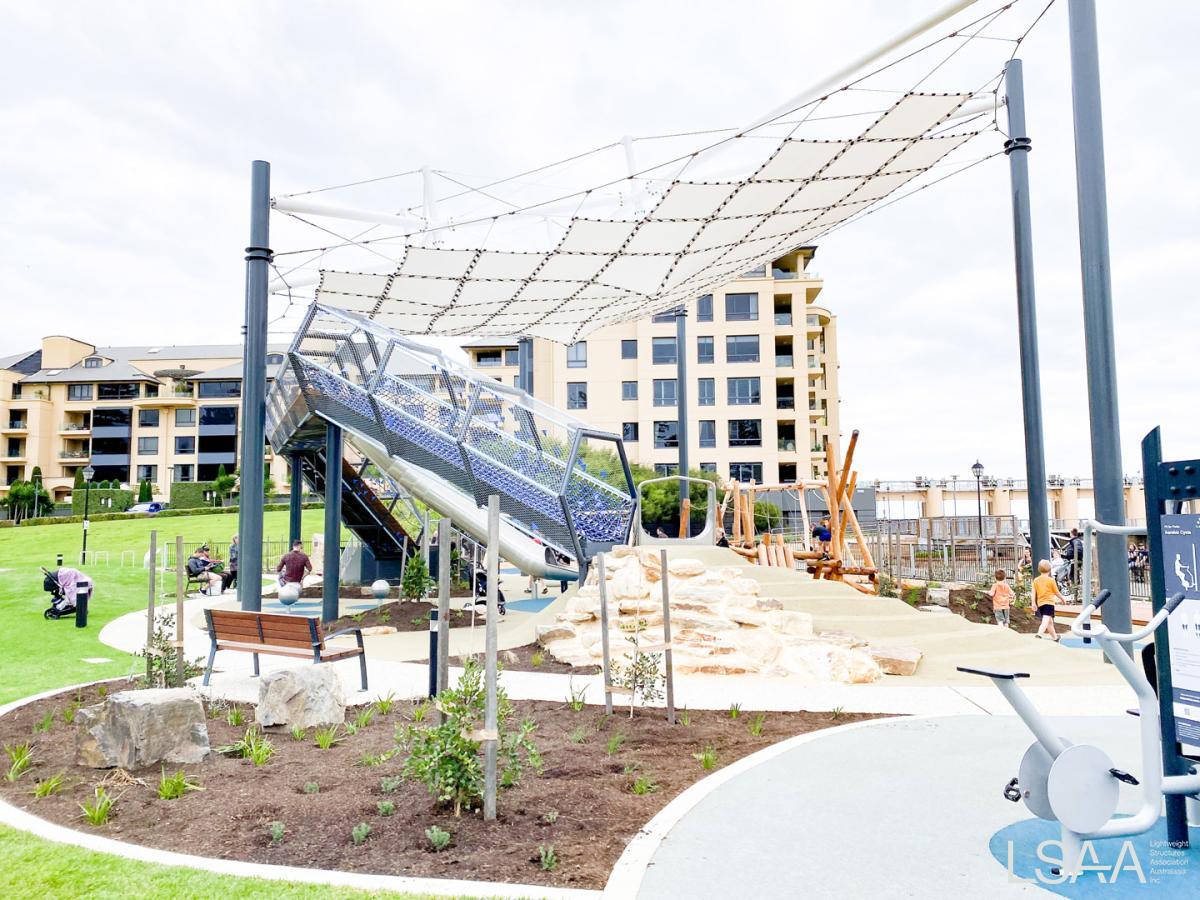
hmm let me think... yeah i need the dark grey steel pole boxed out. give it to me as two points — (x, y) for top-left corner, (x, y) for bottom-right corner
(1003, 59), (1051, 567)
(1066, 0), (1129, 638)
(674, 307), (690, 520)
(288, 452), (303, 545)
(517, 336), (533, 394)
(238, 160), (271, 612)
(322, 422), (343, 623)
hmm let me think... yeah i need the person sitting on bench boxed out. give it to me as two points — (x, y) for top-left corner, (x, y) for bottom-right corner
(187, 547), (223, 594)
(276, 539), (313, 586)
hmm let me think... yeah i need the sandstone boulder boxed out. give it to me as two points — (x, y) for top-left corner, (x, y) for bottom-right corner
(255, 664), (345, 729)
(76, 689), (209, 769)
(535, 624), (576, 645)
(868, 645), (923, 676)
(768, 610), (814, 637)
(667, 558), (707, 578)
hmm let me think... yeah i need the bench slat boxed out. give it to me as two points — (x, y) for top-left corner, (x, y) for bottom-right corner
(208, 624), (314, 648)
(215, 640), (315, 658)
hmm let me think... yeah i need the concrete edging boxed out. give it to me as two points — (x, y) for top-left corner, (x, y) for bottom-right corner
(0, 678), (598, 900)
(602, 714), (943, 899)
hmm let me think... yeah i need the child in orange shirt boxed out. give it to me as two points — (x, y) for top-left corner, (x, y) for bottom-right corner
(987, 569), (1013, 628)
(1031, 559), (1064, 641)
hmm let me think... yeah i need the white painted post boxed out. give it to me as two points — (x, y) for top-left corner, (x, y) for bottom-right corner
(597, 553), (613, 716)
(175, 535), (185, 686)
(146, 530), (157, 683)
(483, 495), (499, 821)
(660, 548), (675, 725)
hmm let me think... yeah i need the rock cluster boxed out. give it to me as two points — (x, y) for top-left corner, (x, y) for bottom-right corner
(75, 689), (210, 769)
(537, 548), (921, 683)
(255, 664), (346, 729)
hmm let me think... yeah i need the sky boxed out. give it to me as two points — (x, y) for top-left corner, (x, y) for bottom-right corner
(2, 1), (1197, 482)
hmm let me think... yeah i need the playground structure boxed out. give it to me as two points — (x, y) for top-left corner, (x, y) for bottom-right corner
(718, 429), (877, 591)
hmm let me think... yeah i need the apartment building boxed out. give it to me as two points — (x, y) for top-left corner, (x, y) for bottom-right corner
(0, 335), (291, 502)
(464, 248), (838, 485)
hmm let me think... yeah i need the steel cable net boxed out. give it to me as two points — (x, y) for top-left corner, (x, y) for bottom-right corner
(267, 305), (636, 555)
(266, 1), (1050, 345)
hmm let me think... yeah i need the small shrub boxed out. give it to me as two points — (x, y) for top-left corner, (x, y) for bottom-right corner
(380, 775), (402, 794)
(876, 573), (898, 598)
(538, 844), (558, 872)
(425, 825), (451, 852)
(400, 553), (435, 601)
(290, 725), (307, 742)
(226, 707), (245, 727)
(157, 768), (203, 800)
(32, 773), (64, 798)
(4, 743), (33, 782)
(373, 692), (397, 716)
(631, 775), (659, 796)
(80, 787), (115, 826)
(611, 650), (664, 716)
(568, 726), (587, 744)
(693, 745), (717, 771)
(376, 800), (395, 816)
(748, 713), (766, 736)
(354, 707), (376, 730)
(542, 809), (559, 825)
(302, 781), (320, 795)
(727, 702), (742, 719)
(314, 726), (342, 750)
(605, 732), (625, 756)
(34, 710), (55, 733)
(269, 821), (285, 845)
(530, 650), (545, 667)
(351, 822), (371, 846)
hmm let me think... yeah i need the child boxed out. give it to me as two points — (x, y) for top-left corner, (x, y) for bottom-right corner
(1031, 559), (1064, 642)
(987, 569), (1013, 628)
(817, 517), (832, 559)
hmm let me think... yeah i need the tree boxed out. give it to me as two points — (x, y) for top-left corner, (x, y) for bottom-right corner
(401, 553), (435, 601)
(138, 479), (152, 503)
(263, 477), (277, 497)
(73, 468), (85, 490)
(213, 465), (237, 506)
(1, 479), (47, 523)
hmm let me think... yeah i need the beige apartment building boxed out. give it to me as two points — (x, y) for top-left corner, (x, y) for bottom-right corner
(0, 335), (291, 503)
(464, 248), (839, 485)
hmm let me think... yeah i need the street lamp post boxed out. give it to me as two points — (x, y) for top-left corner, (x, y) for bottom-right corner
(80, 465), (95, 565)
(972, 460), (985, 568)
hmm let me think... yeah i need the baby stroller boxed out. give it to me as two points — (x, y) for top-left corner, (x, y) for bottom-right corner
(42, 567), (88, 619)
(468, 567), (506, 617)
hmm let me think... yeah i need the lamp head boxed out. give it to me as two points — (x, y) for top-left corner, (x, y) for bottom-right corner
(971, 460), (984, 480)
(82, 465), (95, 483)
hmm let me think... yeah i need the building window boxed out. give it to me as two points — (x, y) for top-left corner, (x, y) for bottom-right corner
(726, 335), (760, 363)
(697, 336), (714, 364)
(699, 462), (717, 473)
(199, 406), (237, 426)
(622, 422), (639, 442)
(730, 462), (763, 483)
(83, 357), (103, 368)
(173, 464), (193, 483)
(136, 464), (157, 483)
(652, 309), (676, 324)
(97, 382), (140, 400)
(198, 380), (241, 399)
(138, 409), (160, 428)
(728, 419), (763, 447)
(622, 381), (638, 401)
(697, 294), (713, 322)
(652, 337), (677, 365)
(652, 379), (677, 407)
(621, 339), (638, 360)
(567, 382), (588, 409)
(266, 353), (285, 365)
(175, 408), (196, 427)
(10, 384), (21, 400)
(144, 382), (159, 398)
(67, 384), (93, 401)
(699, 420), (716, 449)
(92, 408), (131, 427)
(654, 463), (679, 476)
(654, 421), (679, 449)
(137, 437), (158, 455)
(725, 293), (759, 321)
(475, 350), (502, 367)
(697, 378), (715, 406)
(727, 377), (761, 406)
(174, 436), (195, 455)
(504, 348), (519, 366)
(566, 341), (587, 368)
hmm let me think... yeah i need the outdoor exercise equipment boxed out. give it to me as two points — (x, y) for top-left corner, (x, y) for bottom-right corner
(959, 589), (1200, 875)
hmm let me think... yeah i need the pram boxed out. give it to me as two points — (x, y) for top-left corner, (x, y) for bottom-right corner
(467, 567), (506, 617)
(42, 567), (91, 620)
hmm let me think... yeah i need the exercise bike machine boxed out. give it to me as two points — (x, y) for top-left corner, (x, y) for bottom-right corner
(959, 589), (1200, 875)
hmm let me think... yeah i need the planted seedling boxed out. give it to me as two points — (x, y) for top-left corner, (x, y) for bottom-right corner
(97, 685), (107, 699)
(4, 742), (33, 782)
(380, 775), (402, 794)
(409, 700), (429, 723)
(566, 677), (587, 712)
(354, 707), (375, 730)
(358, 750), (393, 768)
(80, 787), (115, 826)
(830, 706), (845, 721)
(350, 822), (371, 846)
(157, 768), (203, 800)
(678, 707), (691, 727)
(373, 692), (397, 716)
(313, 726), (342, 750)
(226, 707), (245, 727)
(62, 703), (80, 725)
(343, 722), (359, 736)
(727, 702), (742, 719)
(621, 761), (641, 775)
(693, 745), (718, 771)
(33, 710), (55, 733)
(748, 713), (766, 737)
(568, 726), (587, 745)
(425, 825), (451, 852)
(605, 732), (625, 756)
(32, 773), (64, 798)
(289, 725), (307, 742)
(215, 727), (275, 766)
(376, 800), (395, 816)
(269, 821), (285, 845)
(302, 781), (320, 795)
(530, 650), (545, 667)
(631, 775), (659, 796)
(542, 809), (559, 825)
(538, 844), (558, 872)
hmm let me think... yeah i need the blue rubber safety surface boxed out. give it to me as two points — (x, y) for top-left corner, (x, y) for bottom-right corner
(504, 597), (555, 613)
(990, 817), (1198, 896)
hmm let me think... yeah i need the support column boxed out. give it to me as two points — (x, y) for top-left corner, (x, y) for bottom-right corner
(674, 307), (690, 516)
(322, 422), (343, 624)
(517, 336), (533, 395)
(288, 452), (303, 546)
(1004, 59), (1051, 567)
(1067, 0), (1129, 638)
(238, 160), (271, 612)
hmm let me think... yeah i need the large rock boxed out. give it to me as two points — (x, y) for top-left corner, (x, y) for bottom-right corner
(869, 645), (923, 676)
(768, 610), (815, 637)
(667, 558), (706, 578)
(75, 689), (209, 769)
(256, 665), (345, 729)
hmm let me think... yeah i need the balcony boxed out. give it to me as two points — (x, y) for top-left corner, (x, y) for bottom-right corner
(776, 396), (795, 410)
(778, 438), (798, 452)
(2, 421), (28, 433)
(773, 312), (792, 326)
(775, 355), (793, 368)
(772, 268), (798, 280)
(59, 449), (90, 460)
(60, 422), (91, 434)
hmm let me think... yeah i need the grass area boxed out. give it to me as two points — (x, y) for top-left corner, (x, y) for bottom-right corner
(0, 509), (329, 703)
(0, 825), (451, 899)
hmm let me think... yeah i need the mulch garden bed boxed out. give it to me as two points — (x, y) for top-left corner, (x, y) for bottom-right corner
(326, 600), (474, 635)
(0, 682), (881, 889)
(900, 585), (1042, 633)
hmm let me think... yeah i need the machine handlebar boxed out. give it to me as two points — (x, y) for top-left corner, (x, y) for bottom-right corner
(1165, 591), (1187, 614)
(1092, 589), (1112, 609)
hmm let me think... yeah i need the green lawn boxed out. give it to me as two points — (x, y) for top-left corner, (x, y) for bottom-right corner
(0, 509), (329, 704)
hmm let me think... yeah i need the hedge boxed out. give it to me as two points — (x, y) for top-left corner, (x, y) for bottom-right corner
(71, 488), (134, 515)
(169, 481), (219, 509)
(0, 502), (324, 529)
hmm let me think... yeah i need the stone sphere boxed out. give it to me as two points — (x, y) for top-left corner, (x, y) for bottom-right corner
(371, 579), (391, 600)
(279, 582), (302, 606)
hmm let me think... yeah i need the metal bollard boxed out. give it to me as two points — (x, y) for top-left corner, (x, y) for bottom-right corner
(428, 610), (439, 698)
(75, 583), (90, 628)
(56, 553), (63, 567)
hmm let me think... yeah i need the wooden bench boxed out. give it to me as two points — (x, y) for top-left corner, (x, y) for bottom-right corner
(202, 608), (367, 691)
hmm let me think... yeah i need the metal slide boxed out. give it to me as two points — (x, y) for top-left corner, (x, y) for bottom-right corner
(265, 303), (637, 581)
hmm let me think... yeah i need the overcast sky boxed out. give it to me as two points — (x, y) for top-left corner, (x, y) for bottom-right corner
(2, 1), (1196, 481)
